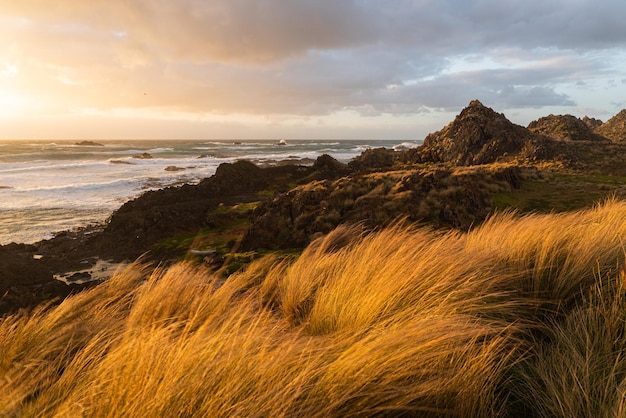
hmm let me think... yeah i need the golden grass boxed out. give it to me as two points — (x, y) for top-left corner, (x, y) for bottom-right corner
(520, 270), (626, 417)
(2, 199), (626, 416)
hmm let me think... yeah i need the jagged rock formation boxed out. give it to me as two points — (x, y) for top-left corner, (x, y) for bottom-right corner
(402, 100), (565, 165)
(595, 110), (626, 141)
(527, 114), (607, 141)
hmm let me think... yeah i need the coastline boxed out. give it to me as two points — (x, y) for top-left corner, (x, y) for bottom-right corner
(2, 102), (626, 317)
(0, 139), (404, 245)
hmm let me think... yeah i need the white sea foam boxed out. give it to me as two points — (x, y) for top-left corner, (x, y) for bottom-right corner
(393, 141), (421, 151)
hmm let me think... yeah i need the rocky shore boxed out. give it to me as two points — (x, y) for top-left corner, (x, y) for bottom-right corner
(2, 100), (626, 316)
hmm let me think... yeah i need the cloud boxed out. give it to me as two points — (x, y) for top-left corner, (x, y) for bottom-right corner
(6, 0), (626, 61)
(1, 0), (377, 64)
(0, 0), (624, 128)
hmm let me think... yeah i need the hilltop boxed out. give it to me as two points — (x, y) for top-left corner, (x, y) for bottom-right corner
(404, 100), (546, 165)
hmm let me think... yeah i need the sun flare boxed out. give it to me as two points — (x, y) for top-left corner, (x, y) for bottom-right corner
(0, 89), (24, 118)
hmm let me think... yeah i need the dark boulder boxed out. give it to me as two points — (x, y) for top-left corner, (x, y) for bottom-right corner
(348, 147), (399, 171)
(308, 154), (351, 180)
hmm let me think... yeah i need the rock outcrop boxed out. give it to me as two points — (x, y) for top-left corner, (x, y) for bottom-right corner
(241, 165), (522, 250)
(348, 147), (400, 171)
(304, 154), (351, 181)
(92, 160), (316, 260)
(582, 116), (603, 130)
(528, 114), (607, 141)
(0, 243), (91, 316)
(595, 109), (626, 142)
(405, 100), (541, 165)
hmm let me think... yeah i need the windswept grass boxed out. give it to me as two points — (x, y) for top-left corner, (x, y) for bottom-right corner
(2, 200), (626, 416)
(522, 269), (626, 417)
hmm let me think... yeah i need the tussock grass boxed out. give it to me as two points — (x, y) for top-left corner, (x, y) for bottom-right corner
(521, 269), (626, 417)
(2, 200), (626, 416)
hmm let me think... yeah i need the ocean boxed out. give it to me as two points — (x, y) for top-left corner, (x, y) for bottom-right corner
(0, 139), (419, 245)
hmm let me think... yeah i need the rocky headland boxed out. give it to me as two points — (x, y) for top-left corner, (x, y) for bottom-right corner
(2, 100), (626, 316)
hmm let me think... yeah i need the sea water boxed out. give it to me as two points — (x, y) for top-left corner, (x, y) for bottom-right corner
(0, 139), (420, 244)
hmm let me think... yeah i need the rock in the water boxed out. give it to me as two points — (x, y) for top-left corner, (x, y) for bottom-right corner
(75, 140), (104, 146)
(133, 152), (153, 159)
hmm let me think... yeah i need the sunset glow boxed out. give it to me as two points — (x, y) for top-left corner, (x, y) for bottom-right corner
(1, 1), (625, 139)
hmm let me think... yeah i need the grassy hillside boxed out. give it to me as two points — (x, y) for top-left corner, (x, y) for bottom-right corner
(2, 200), (626, 417)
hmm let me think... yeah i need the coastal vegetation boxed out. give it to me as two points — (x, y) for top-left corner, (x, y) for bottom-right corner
(2, 200), (626, 416)
(2, 100), (626, 415)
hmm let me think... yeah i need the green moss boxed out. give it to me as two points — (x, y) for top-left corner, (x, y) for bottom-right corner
(153, 204), (254, 256)
(155, 230), (212, 251)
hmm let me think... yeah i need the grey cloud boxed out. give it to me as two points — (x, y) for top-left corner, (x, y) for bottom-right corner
(1, 0), (622, 118)
(376, 0), (626, 53)
(2, 0), (376, 63)
(83, 44), (582, 117)
(8, 0), (626, 63)
(492, 86), (575, 108)
(159, 63), (577, 116)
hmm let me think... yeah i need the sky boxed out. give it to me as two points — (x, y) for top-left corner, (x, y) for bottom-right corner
(1, 0), (625, 140)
